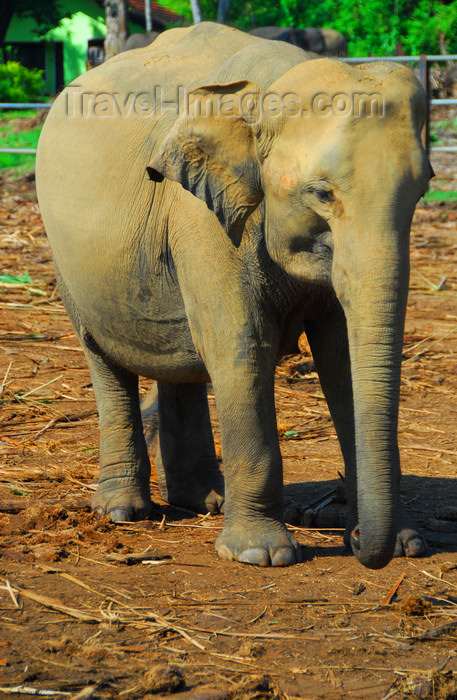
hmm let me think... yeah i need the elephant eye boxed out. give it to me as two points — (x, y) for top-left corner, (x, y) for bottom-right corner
(304, 183), (334, 203)
(314, 188), (334, 203)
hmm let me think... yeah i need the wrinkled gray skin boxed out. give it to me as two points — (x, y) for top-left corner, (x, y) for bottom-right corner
(36, 22), (430, 569)
(121, 31), (160, 52)
(250, 26), (347, 56)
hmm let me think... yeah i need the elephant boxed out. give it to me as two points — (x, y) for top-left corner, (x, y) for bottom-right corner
(249, 26), (325, 54)
(249, 26), (347, 56)
(121, 31), (160, 52)
(36, 21), (430, 570)
(320, 28), (347, 56)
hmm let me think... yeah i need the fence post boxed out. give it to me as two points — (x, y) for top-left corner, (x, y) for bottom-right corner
(419, 54), (430, 156)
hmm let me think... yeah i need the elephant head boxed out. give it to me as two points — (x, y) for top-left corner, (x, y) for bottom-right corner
(295, 28), (326, 53)
(321, 28), (348, 56)
(148, 58), (431, 569)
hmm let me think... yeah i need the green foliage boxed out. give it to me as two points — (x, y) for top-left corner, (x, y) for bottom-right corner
(7, 0), (67, 37)
(198, 0), (457, 56)
(58, 0), (457, 57)
(0, 62), (45, 103)
(423, 190), (457, 201)
(159, 0), (193, 22)
(0, 271), (33, 284)
(0, 0), (70, 47)
(323, 0), (457, 56)
(0, 108), (43, 172)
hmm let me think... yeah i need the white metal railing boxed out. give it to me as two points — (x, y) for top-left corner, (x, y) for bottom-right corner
(0, 103), (52, 109)
(0, 102), (51, 155)
(1, 54), (457, 156)
(345, 54), (457, 62)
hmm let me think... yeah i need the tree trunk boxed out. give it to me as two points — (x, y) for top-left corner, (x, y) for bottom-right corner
(104, 0), (129, 61)
(189, 0), (203, 23)
(217, 0), (232, 23)
(145, 0), (152, 33)
(438, 31), (448, 55)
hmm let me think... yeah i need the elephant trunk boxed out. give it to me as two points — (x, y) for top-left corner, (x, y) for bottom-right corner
(333, 226), (409, 569)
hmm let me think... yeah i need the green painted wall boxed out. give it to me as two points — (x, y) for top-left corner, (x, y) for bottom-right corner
(5, 0), (143, 90)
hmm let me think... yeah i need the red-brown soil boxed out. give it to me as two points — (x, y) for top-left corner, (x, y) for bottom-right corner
(0, 155), (456, 699)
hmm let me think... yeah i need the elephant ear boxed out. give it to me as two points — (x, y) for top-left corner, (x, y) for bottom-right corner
(147, 80), (264, 243)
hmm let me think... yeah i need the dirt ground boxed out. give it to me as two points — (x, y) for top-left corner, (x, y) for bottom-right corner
(0, 151), (456, 699)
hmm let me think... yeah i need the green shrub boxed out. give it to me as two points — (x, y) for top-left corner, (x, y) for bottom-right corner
(0, 62), (45, 103)
(224, 0), (457, 57)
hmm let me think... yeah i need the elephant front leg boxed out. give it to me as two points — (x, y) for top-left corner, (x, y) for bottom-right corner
(82, 334), (153, 522)
(155, 382), (224, 514)
(211, 366), (302, 567)
(305, 303), (426, 558)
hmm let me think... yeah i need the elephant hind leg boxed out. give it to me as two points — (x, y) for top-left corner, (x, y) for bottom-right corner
(86, 342), (154, 522)
(156, 382), (224, 514)
(54, 265), (153, 522)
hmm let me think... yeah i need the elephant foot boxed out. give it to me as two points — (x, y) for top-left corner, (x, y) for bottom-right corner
(216, 519), (302, 567)
(344, 509), (426, 559)
(157, 469), (225, 515)
(92, 477), (153, 522)
(393, 511), (426, 558)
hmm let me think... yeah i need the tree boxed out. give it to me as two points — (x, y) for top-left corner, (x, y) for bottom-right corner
(211, 0), (457, 55)
(217, 0), (232, 23)
(190, 0), (204, 23)
(0, 0), (69, 47)
(104, 0), (129, 60)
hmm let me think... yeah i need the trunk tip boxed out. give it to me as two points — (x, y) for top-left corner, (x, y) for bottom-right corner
(351, 525), (396, 570)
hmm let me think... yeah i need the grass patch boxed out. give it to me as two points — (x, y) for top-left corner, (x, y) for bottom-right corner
(0, 271), (33, 284)
(423, 190), (457, 202)
(433, 118), (457, 131)
(0, 109), (40, 120)
(0, 109), (43, 174)
(429, 117), (457, 146)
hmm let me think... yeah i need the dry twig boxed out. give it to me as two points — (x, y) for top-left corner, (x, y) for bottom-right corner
(381, 573), (406, 605)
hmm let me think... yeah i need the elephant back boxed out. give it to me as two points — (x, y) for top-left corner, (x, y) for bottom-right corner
(121, 31), (160, 52)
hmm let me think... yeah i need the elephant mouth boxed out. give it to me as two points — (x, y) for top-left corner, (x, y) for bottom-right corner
(287, 230), (333, 262)
(272, 228), (334, 286)
(312, 232), (333, 261)
(288, 230), (333, 257)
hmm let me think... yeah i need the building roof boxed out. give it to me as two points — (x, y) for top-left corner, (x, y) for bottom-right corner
(129, 0), (186, 27)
